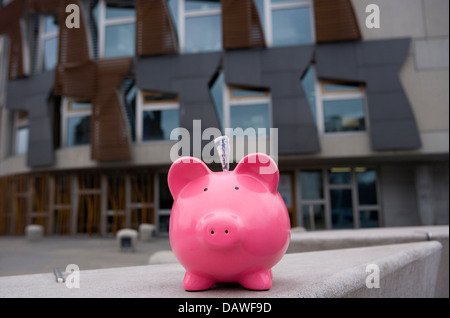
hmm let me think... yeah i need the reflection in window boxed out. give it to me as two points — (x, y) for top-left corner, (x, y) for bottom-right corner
(254, 0), (314, 47)
(300, 167), (380, 230)
(105, 23), (135, 58)
(359, 210), (379, 228)
(186, 1), (221, 11)
(209, 74), (271, 136)
(138, 91), (179, 142)
(185, 13), (221, 53)
(15, 126), (29, 155)
(14, 110), (29, 155)
(67, 116), (91, 146)
(62, 99), (92, 148)
(167, 0), (222, 53)
(94, 0), (136, 58)
(272, 6), (312, 46)
(302, 204), (326, 230)
(323, 99), (366, 133)
(300, 170), (323, 200)
(330, 189), (353, 229)
(321, 80), (367, 134)
(44, 37), (58, 70)
(158, 215), (170, 233)
(105, 3), (135, 19)
(328, 168), (351, 185)
(357, 169), (378, 205)
(230, 104), (270, 137)
(40, 15), (59, 71)
(143, 109), (179, 141)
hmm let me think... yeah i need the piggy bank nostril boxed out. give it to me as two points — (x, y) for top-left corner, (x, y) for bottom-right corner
(225, 230), (228, 234)
(210, 230), (214, 235)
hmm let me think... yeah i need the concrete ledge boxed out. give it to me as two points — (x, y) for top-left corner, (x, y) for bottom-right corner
(0, 241), (441, 298)
(288, 225), (449, 297)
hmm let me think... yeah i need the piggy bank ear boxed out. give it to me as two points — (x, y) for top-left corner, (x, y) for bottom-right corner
(234, 153), (279, 193)
(168, 157), (211, 198)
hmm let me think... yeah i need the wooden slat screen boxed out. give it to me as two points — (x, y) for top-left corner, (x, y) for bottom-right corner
(54, 0), (94, 97)
(53, 0), (132, 161)
(91, 58), (132, 161)
(136, 0), (178, 56)
(29, 0), (60, 13)
(0, 0), (27, 80)
(314, 0), (361, 43)
(222, 0), (265, 49)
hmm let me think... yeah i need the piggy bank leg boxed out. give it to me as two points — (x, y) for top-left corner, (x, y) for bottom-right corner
(239, 269), (272, 291)
(183, 271), (215, 291)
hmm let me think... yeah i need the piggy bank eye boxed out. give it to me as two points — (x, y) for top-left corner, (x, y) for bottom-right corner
(234, 187), (239, 190)
(203, 188), (208, 191)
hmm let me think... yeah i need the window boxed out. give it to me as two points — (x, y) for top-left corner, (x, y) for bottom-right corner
(321, 81), (366, 133)
(61, 98), (92, 147)
(94, 0), (136, 58)
(356, 167), (380, 228)
(254, 0), (314, 47)
(299, 167), (380, 230)
(210, 72), (272, 136)
(136, 90), (180, 142)
(13, 110), (29, 155)
(302, 66), (368, 135)
(168, 0), (222, 53)
(37, 15), (59, 72)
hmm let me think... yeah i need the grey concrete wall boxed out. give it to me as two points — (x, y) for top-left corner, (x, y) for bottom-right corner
(0, 241), (442, 298)
(379, 162), (449, 227)
(379, 164), (420, 226)
(351, 0), (449, 135)
(288, 225), (449, 297)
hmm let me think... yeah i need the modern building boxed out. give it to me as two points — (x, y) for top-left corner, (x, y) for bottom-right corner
(0, 0), (448, 237)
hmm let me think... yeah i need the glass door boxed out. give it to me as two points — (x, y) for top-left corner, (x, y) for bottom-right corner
(328, 168), (355, 229)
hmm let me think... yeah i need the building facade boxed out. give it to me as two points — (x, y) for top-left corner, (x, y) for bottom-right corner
(0, 0), (448, 236)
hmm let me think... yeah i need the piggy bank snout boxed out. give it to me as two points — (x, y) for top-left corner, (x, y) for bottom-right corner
(198, 213), (244, 249)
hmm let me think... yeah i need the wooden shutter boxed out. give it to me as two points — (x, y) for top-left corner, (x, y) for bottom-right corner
(314, 0), (361, 43)
(0, 0), (27, 80)
(91, 58), (133, 161)
(136, 0), (177, 56)
(29, 0), (60, 13)
(54, 0), (93, 97)
(222, 0), (265, 49)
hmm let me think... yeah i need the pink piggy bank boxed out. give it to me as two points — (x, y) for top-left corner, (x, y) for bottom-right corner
(168, 153), (291, 291)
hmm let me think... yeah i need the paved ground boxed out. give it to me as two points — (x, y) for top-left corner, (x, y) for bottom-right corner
(0, 235), (172, 277)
